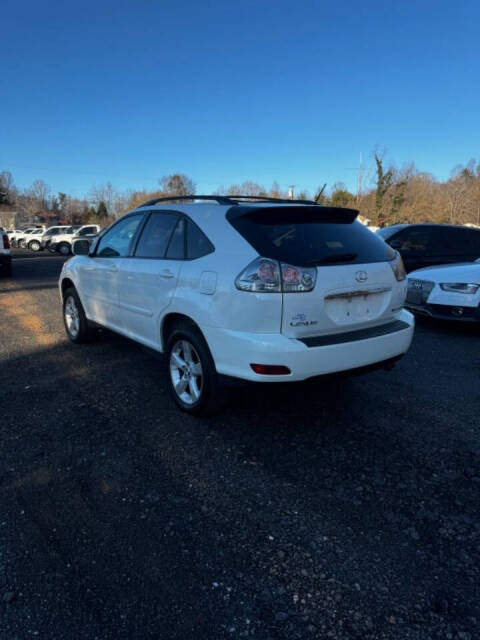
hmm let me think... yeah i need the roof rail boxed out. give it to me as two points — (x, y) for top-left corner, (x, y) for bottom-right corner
(138, 194), (320, 208)
(139, 195), (233, 207)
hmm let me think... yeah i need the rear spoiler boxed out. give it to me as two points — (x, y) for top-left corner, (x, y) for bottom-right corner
(226, 205), (359, 225)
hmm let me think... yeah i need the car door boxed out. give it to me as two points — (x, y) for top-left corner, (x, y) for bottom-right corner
(389, 226), (432, 272)
(77, 214), (143, 330)
(117, 211), (184, 348)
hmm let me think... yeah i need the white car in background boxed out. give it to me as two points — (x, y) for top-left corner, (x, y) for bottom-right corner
(59, 195), (414, 414)
(50, 224), (101, 255)
(16, 227), (46, 248)
(37, 225), (71, 251)
(406, 259), (480, 322)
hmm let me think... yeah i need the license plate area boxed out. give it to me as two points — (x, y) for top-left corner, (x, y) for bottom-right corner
(324, 288), (390, 325)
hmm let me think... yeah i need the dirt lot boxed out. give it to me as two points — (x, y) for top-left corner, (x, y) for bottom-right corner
(0, 249), (479, 640)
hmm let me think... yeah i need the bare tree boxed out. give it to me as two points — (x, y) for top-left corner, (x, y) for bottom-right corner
(0, 171), (17, 206)
(159, 174), (196, 197)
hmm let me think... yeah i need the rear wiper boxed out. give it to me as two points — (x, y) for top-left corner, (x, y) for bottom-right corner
(306, 252), (358, 265)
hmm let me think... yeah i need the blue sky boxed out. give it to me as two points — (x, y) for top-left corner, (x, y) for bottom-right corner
(1, 0), (479, 198)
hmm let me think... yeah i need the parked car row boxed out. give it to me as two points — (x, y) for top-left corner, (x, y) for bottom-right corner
(8, 224), (101, 255)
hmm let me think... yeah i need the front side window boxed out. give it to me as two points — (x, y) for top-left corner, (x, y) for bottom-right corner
(394, 228), (431, 252)
(96, 215), (143, 258)
(135, 212), (179, 259)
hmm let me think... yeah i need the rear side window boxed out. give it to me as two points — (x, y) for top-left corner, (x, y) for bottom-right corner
(186, 220), (215, 259)
(228, 207), (395, 266)
(135, 212), (179, 258)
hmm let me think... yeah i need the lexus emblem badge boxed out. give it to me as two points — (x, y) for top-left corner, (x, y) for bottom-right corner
(355, 270), (368, 283)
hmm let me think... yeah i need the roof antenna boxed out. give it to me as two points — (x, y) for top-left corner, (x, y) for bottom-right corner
(314, 183), (327, 203)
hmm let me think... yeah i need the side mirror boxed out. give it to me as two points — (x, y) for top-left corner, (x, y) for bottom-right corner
(72, 239), (91, 256)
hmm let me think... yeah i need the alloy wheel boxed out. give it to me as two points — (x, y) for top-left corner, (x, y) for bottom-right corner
(64, 296), (80, 338)
(169, 339), (203, 405)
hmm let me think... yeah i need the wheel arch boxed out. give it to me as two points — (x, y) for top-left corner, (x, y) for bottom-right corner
(161, 312), (207, 352)
(61, 277), (75, 299)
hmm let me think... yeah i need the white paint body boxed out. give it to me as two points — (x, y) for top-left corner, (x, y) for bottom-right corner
(60, 203), (414, 382)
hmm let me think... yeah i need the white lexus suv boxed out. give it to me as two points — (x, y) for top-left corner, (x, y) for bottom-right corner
(59, 195), (414, 414)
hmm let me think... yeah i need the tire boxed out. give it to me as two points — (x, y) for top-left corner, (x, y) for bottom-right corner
(28, 240), (41, 252)
(63, 288), (95, 343)
(18, 240), (25, 248)
(58, 242), (71, 256)
(165, 322), (228, 415)
(47, 242), (57, 253)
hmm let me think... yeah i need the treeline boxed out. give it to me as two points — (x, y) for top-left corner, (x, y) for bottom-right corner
(1, 154), (480, 229)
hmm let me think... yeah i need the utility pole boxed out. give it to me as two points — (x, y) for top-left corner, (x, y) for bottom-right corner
(344, 153), (365, 203)
(288, 185), (295, 200)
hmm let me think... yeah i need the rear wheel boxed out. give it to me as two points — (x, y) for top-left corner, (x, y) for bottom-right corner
(28, 240), (41, 251)
(58, 242), (71, 256)
(63, 288), (95, 343)
(165, 322), (227, 415)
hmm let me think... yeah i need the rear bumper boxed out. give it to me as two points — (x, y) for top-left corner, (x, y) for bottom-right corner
(204, 309), (415, 382)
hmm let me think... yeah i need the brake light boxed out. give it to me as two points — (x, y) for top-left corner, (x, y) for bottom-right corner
(250, 364), (291, 375)
(235, 257), (316, 293)
(390, 252), (406, 281)
(3, 234), (10, 249)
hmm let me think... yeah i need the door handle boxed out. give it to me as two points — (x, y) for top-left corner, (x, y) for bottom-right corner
(159, 269), (175, 279)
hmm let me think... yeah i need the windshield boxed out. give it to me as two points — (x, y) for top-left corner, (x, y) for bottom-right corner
(229, 208), (396, 266)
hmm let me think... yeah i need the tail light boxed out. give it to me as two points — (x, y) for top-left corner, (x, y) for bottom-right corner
(2, 234), (10, 249)
(390, 252), (406, 281)
(235, 257), (316, 293)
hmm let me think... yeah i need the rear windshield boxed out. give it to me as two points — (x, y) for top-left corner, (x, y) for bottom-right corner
(228, 207), (396, 266)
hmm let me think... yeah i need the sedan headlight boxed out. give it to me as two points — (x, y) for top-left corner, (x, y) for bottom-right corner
(389, 252), (406, 281)
(440, 283), (479, 294)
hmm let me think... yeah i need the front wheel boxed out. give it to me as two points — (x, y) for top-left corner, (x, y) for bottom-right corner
(165, 323), (227, 415)
(28, 240), (41, 252)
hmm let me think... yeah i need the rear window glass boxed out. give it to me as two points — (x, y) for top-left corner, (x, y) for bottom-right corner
(228, 208), (395, 266)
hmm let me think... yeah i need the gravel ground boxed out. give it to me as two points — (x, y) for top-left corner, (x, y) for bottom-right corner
(0, 249), (479, 640)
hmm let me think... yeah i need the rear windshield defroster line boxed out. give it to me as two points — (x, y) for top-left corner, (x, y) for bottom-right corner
(226, 206), (396, 267)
